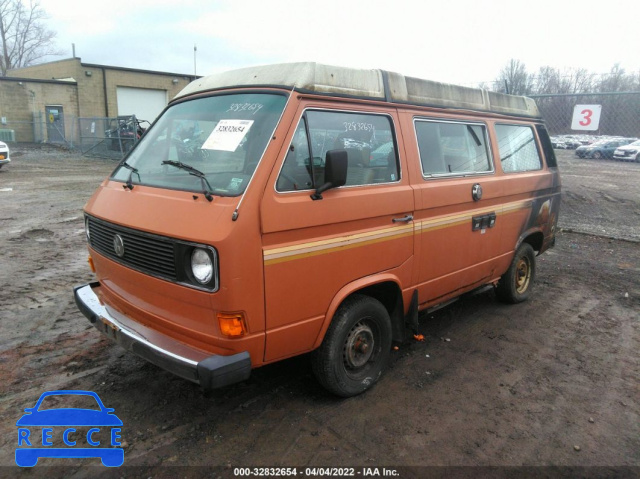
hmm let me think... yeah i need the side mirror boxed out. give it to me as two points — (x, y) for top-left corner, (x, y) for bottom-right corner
(311, 150), (348, 200)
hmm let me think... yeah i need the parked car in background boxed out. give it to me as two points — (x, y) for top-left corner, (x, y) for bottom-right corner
(575, 138), (635, 159)
(551, 135), (593, 150)
(561, 137), (582, 149)
(577, 136), (597, 145)
(0, 141), (10, 168)
(613, 140), (640, 162)
(550, 137), (567, 149)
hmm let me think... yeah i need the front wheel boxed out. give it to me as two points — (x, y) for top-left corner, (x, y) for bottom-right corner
(496, 243), (536, 304)
(311, 295), (392, 397)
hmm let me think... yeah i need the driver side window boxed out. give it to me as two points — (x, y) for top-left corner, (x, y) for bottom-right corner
(277, 110), (399, 192)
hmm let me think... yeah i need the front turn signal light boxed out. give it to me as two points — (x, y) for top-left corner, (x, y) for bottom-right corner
(88, 255), (96, 273)
(218, 312), (247, 338)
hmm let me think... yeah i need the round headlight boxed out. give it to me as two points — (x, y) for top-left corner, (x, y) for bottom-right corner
(191, 248), (213, 284)
(85, 217), (90, 242)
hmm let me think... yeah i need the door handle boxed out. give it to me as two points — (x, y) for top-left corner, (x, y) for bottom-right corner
(393, 215), (414, 223)
(472, 183), (483, 201)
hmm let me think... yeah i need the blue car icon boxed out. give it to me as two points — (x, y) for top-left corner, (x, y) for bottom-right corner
(16, 390), (123, 467)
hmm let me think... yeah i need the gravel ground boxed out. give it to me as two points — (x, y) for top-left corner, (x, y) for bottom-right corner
(0, 146), (638, 477)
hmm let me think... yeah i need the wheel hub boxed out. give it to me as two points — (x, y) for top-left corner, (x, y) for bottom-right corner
(515, 257), (531, 293)
(344, 322), (375, 369)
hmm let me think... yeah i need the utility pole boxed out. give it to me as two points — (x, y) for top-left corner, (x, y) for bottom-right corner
(194, 44), (197, 76)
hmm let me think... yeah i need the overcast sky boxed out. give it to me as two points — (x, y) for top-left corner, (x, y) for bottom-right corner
(39, 0), (638, 87)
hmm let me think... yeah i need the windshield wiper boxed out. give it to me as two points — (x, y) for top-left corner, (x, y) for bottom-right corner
(120, 161), (139, 190)
(162, 160), (214, 202)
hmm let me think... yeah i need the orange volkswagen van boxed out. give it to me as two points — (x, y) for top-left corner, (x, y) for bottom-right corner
(74, 62), (560, 397)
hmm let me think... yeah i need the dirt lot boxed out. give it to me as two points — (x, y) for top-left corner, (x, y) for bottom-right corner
(0, 146), (638, 477)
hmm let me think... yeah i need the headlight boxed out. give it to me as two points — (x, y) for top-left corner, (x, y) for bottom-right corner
(85, 217), (90, 242)
(191, 248), (213, 284)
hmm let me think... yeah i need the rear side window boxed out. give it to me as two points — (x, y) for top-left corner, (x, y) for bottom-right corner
(495, 124), (542, 173)
(414, 119), (492, 177)
(535, 125), (557, 167)
(276, 110), (399, 192)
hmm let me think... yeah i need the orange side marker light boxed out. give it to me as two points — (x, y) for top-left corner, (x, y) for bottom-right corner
(88, 255), (96, 273)
(413, 334), (425, 342)
(218, 313), (247, 338)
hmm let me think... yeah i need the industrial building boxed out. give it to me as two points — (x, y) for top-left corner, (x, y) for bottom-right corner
(0, 57), (197, 144)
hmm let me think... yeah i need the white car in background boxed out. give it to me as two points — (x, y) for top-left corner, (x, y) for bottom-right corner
(0, 141), (10, 168)
(613, 140), (640, 162)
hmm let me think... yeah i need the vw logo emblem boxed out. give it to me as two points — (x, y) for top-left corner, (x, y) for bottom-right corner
(113, 234), (125, 258)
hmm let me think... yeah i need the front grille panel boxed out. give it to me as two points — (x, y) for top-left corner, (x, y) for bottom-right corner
(87, 217), (177, 280)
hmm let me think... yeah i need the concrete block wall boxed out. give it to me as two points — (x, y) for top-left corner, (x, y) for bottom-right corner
(0, 78), (79, 143)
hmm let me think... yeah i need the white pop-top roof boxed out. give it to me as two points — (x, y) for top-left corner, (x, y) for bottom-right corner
(175, 62), (541, 118)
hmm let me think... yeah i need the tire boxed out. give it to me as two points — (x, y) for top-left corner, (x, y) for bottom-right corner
(311, 294), (392, 397)
(496, 243), (536, 304)
(592, 151), (602, 159)
(636, 153), (640, 163)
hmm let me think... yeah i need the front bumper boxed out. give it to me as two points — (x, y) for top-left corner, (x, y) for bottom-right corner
(73, 283), (251, 389)
(0, 158), (10, 166)
(613, 153), (637, 161)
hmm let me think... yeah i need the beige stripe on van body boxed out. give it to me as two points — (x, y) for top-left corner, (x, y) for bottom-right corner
(263, 199), (532, 266)
(415, 199), (532, 234)
(263, 224), (414, 266)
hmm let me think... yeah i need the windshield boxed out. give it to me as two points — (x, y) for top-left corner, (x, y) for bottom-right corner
(112, 92), (287, 196)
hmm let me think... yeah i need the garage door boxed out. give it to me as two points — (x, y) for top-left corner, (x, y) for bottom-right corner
(116, 87), (167, 122)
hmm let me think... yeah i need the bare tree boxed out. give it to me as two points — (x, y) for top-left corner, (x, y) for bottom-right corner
(533, 66), (594, 95)
(597, 64), (633, 92)
(0, 0), (61, 76)
(496, 59), (534, 95)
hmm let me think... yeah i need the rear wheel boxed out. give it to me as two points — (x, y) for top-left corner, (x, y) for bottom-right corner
(496, 243), (536, 304)
(636, 152), (640, 163)
(592, 151), (603, 159)
(311, 294), (392, 397)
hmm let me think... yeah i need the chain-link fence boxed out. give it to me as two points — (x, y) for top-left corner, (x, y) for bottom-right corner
(0, 112), (58, 145)
(78, 116), (148, 160)
(0, 112), (89, 148)
(532, 92), (640, 159)
(0, 114), (146, 159)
